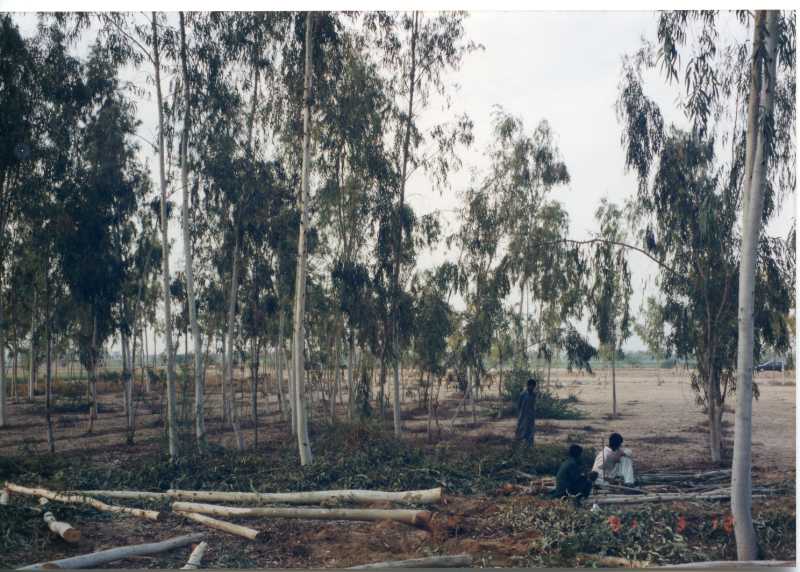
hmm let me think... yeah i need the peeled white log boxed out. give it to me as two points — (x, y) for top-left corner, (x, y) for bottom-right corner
(167, 487), (443, 505)
(597, 493), (765, 505)
(38, 497), (50, 506)
(17, 533), (204, 570)
(661, 561), (794, 568)
(349, 555), (473, 569)
(75, 490), (166, 500)
(180, 541), (208, 569)
(596, 556), (650, 568)
(43, 512), (81, 543)
(5, 483), (163, 522)
(174, 510), (263, 542)
(0, 490), (8, 505)
(172, 502), (431, 526)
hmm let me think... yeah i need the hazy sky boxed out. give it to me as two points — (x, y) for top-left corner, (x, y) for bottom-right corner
(6, 9), (796, 356)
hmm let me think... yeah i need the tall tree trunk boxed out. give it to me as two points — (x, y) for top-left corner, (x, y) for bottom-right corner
(221, 335), (228, 423)
(330, 314), (343, 423)
(44, 258), (54, 453)
(611, 335), (617, 419)
(733, 9), (779, 561)
(179, 12), (205, 447)
(348, 326), (355, 422)
(708, 374), (720, 462)
(277, 307), (290, 424)
(153, 12), (178, 457)
(391, 12), (417, 441)
(292, 11), (315, 466)
(496, 330), (503, 419)
(0, 277), (6, 427)
(13, 322), (17, 403)
(226, 220), (245, 450)
(29, 291), (36, 400)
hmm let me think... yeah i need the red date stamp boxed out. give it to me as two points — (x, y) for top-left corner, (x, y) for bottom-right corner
(607, 514), (734, 533)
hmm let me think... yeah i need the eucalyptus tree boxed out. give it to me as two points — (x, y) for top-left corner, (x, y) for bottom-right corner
(483, 109), (571, 367)
(0, 15), (44, 425)
(588, 198), (633, 420)
(633, 296), (666, 384)
(365, 11), (480, 438)
(313, 30), (397, 423)
(617, 11), (795, 557)
(413, 268), (455, 440)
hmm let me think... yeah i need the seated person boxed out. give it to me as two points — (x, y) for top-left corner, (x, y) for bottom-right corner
(592, 432), (634, 486)
(539, 444), (598, 504)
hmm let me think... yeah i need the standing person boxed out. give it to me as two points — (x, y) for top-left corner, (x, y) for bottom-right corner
(592, 432), (634, 485)
(539, 444), (598, 505)
(514, 378), (537, 445)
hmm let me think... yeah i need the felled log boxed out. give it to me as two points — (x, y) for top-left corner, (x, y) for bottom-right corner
(5, 483), (163, 522)
(172, 502), (460, 539)
(597, 493), (766, 505)
(0, 489), (9, 504)
(38, 497), (50, 506)
(174, 510), (263, 542)
(77, 491), (166, 500)
(597, 556), (650, 568)
(167, 487), (443, 505)
(660, 561), (795, 568)
(17, 533), (204, 570)
(349, 555), (473, 569)
(43, 512), (81, 543)
(180, 541), (208, 569)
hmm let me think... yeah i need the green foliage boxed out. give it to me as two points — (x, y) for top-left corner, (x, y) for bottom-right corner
(491, 501), (796, 567)
(498, 367), (586, 420)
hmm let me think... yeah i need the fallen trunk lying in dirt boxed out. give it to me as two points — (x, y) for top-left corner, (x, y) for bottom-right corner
(659, 561), (796, 568)
(17, 533), (204, 570)
(171, 502), (460, 539)
(348, 555), (473, 569)
(72, 487), (443, 505)
(43, 512), (81, 544)
(180, 541), (208, 570)
(4, 483), (163, 522)
(174, 510), (263, 542)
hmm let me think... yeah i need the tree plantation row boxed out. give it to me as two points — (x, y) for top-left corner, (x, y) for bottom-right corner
(0, 11), (794, 560)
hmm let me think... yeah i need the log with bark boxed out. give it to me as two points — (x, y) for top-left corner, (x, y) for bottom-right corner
(43, 512), (81, 544)
(659, 561), (795, 568)
(172, 502), (461, 539)
(180, 541), (208, 569)
(596, 556), (650, 568)
(174, 510), (263, 542)
(4, 483), (163, 522)
(17, 533), (204, 570)
(348, 555), (473, 569)
(167, 487), (443, 505)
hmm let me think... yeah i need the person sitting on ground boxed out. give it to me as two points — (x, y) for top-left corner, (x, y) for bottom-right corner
(514, 378), (537, 445)
(539, 444), (598, 505)
(592, 432), (634, 486)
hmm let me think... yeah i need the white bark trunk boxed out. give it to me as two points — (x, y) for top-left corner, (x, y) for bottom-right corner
(175, 510), (263, 541)
(226, 226), (244, 450)
(153, 13), (178, 458)
(168, 487), (442, 505)
(180, 541), (208, 569)
(180, 12), (204, 447)
(18, 534), (204, 570)
(0, 281), (7, 426)
(43, 511), (81, 543)
(292, 12), (315, 466)
(732, 10), (779, 562)
(172, 502), (432, 526)
(4, 483), (163, 521)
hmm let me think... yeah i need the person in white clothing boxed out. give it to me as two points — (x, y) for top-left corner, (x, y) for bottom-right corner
(592, 432), (634, 485)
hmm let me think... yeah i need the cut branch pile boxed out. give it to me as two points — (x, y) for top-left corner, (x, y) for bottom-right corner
(513, 469), (784, 505)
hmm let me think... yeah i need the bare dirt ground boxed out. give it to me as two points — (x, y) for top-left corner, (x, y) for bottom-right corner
(0, 366), (795, 568)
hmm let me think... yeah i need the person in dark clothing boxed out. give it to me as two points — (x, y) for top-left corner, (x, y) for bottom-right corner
(539, 444), (598, 505)
(514, 378), (537, 445)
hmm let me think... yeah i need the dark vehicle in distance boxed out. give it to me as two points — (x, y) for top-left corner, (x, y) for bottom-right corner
(756, 361), (783, 373)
